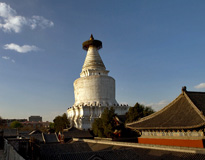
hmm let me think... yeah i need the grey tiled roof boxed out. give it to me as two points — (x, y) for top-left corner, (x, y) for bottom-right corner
(39, 142), (205, 160)
(40, 142), (93, 154)
(29, 133), (59, 143)
(43, 133), (59, 143)
(63, 127), (93, 139)
(126, 91), (205, 130)
(19, 131), (30, 138)
(29, 130), (42, 135)
(30, 133), (44, 142)
(187, 91), (205, 115)
(3, 129), (17, 137)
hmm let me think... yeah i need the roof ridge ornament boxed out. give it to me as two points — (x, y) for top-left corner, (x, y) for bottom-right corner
(182, 86), (187, 93)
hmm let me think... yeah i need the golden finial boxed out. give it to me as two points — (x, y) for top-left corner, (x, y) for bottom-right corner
(90, 34), (94, 40)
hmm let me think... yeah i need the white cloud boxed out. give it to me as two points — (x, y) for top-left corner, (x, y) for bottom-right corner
(0, 3), (16, 18)
(146, 100), (169, 111)
(1, 16), (27, 33)
(4, 43), (39, 53)
(2, 56), (15, 63)
(2, 56), (10, 60)
(195, 83), (205, 89)
(0, 2), (54, 33)
(30, 16), (54, 30)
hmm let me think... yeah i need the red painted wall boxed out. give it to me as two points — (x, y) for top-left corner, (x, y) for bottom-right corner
(138, 137), (204, 148)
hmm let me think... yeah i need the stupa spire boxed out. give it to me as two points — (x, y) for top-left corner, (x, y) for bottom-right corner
(80, 35), (108, 77)
(67, 35), (128, 130)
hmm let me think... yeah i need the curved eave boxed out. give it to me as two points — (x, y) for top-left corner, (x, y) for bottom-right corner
(126, 122), (205, 130)
(126, 94), (184, 127)
(126, 91), (205, 131)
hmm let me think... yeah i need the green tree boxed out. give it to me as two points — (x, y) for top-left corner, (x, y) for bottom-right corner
(92, 107), (116, 138)
(126, 103), (155, 123)
(53, 113), (70, 132)
(92, 118), (104, 137)
(48, 122), (55, 133)
(10, 121), (23, 129)
(49, 122), (55, 130)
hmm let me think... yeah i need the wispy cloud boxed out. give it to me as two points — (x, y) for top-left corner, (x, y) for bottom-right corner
(195, 83), (205, 89)
(4, 43), (39, 53)
(0, 3), (54, 33)
(2, 56), (10, 60)
(146, 100), (169, 111)
(2, 56), (15, 63)
(30, 16), (54, 29)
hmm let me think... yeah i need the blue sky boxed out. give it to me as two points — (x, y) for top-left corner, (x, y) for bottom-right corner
(0, 0), (205, 122)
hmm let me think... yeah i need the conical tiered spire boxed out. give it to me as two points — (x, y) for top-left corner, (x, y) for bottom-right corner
(80, 35), (109, 77)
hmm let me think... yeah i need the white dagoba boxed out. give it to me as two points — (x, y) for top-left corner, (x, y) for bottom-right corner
(67, 35), (129, 130)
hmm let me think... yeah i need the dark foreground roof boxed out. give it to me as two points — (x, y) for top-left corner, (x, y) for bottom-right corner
(29, 132), (59, 143)
(40, 142), (205, 160)
(126, 89), (205, 130)
(3, 129), (17, 137)
(43, 133), (59, 143)
(63, 127), (93, 139)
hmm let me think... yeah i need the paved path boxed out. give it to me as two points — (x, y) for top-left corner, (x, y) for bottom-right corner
(0, 150), (4, 160)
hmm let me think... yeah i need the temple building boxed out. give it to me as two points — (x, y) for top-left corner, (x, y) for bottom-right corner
(126, 87), (205, 148)
(67, 35), (129, 130)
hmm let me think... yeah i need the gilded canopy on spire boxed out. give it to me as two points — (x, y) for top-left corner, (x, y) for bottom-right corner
(82, 34), (102, 51)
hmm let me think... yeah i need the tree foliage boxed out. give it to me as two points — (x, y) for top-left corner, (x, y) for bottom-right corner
(126, 103), (155, 123)
(53, 113), (70, 132)
(92, 107), (116, 138)
(48, 122), (55, 133)
(10, 121), (23, 129)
